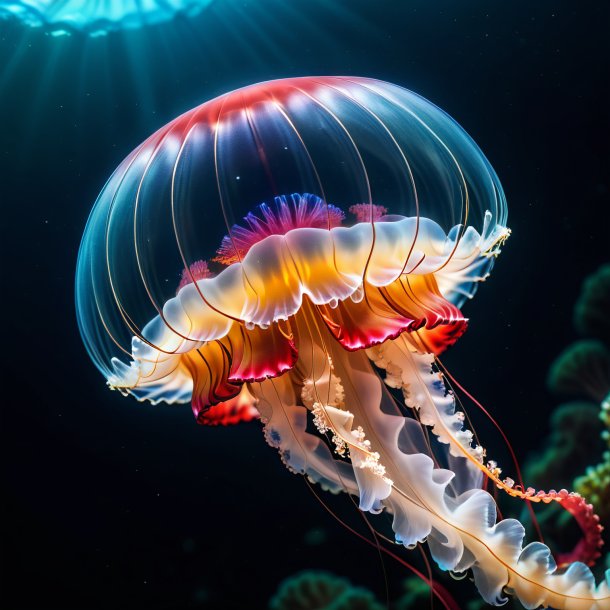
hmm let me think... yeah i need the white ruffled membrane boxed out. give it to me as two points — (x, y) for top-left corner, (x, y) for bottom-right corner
(108, 215), (505, 401)
(107, 214), (609, 608)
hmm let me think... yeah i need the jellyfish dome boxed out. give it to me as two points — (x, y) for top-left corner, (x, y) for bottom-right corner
(76, 77), (609, 608)
(0, 0), (213, 36)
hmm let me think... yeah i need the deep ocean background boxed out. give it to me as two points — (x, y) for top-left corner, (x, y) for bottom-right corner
(1, 1), (609, 608)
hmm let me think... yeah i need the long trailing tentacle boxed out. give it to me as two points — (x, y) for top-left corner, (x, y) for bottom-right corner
(367, 335), (605, 567)
(326, 347), (610, 608)
(251, 334), (610, 609)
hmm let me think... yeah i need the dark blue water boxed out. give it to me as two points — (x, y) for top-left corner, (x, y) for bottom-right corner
(1, 1), (608, 608)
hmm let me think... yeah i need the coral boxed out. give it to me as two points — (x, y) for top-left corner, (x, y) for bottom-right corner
(575, 460), (610, 525)
(519, 262), (610, 574)
(393, 576), (431, 610)
(575, 264), (610, 344)
(523, 402), (604, 491)
(269, 571), (384, 610)
(575, 395), (610, 525)
(547, 340), (610, 403)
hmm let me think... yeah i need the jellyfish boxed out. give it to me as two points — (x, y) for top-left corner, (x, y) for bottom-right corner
(0, 0), (214, 36)
(75, 77), (610, 609)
